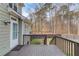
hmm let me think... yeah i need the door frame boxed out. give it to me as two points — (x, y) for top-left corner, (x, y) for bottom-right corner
(10, 16), (19, 49)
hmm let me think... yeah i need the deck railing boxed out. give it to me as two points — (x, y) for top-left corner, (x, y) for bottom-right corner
(23, 34), (79, 56)
(54, 35), (79, 56)
(23, 34), (57, 45)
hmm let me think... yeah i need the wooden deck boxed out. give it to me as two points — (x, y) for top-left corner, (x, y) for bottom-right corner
(6, 45), (65, 56)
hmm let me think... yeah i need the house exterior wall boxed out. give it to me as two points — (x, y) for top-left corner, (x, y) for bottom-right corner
(24, 22), (31, 34)
(0, 4), (10, 56)
(22, 22), (31, 44)
(0, 3), (26, 56)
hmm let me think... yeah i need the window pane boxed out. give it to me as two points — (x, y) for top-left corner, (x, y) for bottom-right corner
(13, 23), (17, 39)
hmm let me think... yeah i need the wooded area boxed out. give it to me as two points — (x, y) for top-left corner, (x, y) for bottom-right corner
(30, 3), (79, 35)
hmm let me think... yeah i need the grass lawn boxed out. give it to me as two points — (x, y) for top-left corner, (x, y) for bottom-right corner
(30, 38), (44, 44)
(30, 38), (52, 45)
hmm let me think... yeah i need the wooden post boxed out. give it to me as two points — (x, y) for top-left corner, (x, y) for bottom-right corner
(54, 36), (56, 45)
(44, 35), (47, 45)
(30, 36), (32, 45)
(76, 43), (79, 56)
(74, 43), (79, 56)
(23, 35), (24, 45)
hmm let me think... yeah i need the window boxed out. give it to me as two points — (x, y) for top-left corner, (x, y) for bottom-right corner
(13, 23), (17, 39)
(14, 4), (17, 12)
(9, 3), (12, 8)
(9, 3), (17, 12)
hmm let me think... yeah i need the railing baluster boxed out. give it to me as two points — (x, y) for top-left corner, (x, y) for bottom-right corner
(65, 40), (67, 55)
(69, 42), (71, 56)
(68, 41), (70, 55)
(63, 39), (65, 52)
(68, 41), (71, 56)
(67, 41), (69, 55)
(63, 40), (65, 53)
(64, 40), (66, 54)
(70, 42), (73, 56)
(72, 43), (75, 56)
(62, 39), (64, 52)
(67, 41), (68, 55)
(61, 39), (63, 52)
(61, 38), (64, 52)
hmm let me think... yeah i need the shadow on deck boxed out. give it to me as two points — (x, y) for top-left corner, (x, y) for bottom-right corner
(6, 45), (65, 56)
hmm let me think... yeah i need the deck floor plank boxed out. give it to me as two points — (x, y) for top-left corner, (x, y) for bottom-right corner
(6, 45), (65, 56)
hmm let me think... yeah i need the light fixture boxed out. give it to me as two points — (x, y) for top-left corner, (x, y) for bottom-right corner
(4, 21), (10, 25)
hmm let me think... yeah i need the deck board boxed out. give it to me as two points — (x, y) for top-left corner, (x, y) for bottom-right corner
(6, 45), (65, 56)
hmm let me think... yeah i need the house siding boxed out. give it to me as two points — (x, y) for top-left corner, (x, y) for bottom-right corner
(0, 4), (10, 56)
(0, 3), (30, 55)
(23, 22), (31, 44)
(24, 22), (31, 34)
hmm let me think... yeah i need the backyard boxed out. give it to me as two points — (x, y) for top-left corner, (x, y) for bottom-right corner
(30, 38), (53, 45)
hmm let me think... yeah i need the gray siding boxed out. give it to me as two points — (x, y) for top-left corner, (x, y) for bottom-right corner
(0, 4), (10, 56)
(0, 3), (28, 55)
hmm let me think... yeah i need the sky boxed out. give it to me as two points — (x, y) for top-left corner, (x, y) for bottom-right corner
(22, 3), (79, 18)
(22, 3), (40, 18)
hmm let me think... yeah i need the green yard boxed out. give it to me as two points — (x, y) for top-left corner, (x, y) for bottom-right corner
(30, 38), (44, 44)
(30, 38), (53, 45)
